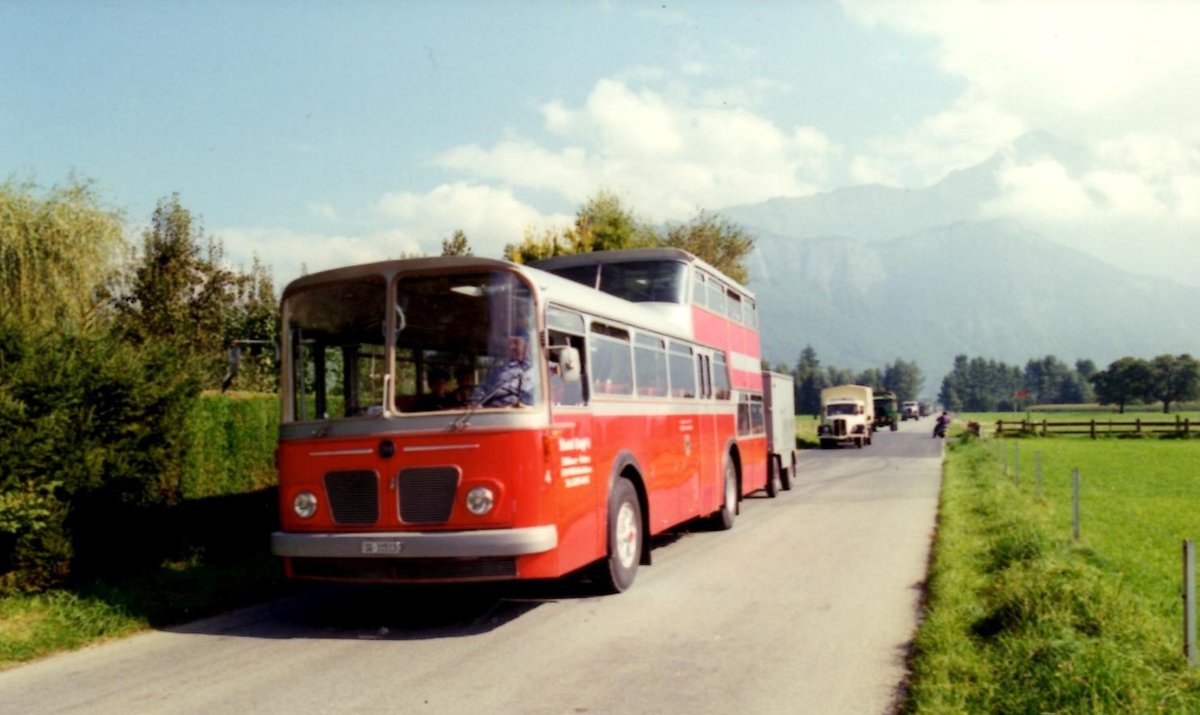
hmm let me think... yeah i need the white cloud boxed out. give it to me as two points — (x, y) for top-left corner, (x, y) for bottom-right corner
(844, 0), (1200, 260)
(980, 158), (1094, 221)
(375, 182), (573, 258)
(844, 0), (1200, 140)
(850, 94), (1025, 187)
(436, 78), (835, 222)
(217, 225), (422, 289)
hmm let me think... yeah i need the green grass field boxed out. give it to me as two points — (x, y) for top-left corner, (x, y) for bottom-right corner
(905, 425), (1200, 712)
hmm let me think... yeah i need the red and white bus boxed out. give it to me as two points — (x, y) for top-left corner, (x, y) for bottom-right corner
(271, 248), (772, 592)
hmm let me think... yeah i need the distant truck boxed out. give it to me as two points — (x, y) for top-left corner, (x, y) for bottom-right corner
(873, 390), (899, 432)
(918, 402), (931, 418)
(818, 384), (874, 449)
(762, 371), (798, 496)
(902, 401), (920, 420)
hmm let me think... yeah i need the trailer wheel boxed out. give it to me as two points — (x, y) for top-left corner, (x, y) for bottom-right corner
(780, 453), (794, 491)
(765, 454), (781, 498)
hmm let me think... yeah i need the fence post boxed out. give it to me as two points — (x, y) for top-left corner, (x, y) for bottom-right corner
(1090, 419), (1096, 439)
(1072, 467), (1081, 540)
(1035, 451), (1042, 499)
(1013, 442), (1020, 486)
(1185, 540), (1197, 667)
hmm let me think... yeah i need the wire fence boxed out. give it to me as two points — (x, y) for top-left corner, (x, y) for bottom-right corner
(980, 430), (1200, 666)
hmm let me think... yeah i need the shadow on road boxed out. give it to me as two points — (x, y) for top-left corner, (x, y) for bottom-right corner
(164, 529), (693, 643)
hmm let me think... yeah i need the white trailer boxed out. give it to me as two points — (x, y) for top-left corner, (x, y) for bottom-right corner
(762, 370), (798, 496)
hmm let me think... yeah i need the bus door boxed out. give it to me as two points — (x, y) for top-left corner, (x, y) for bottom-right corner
(546, 324), (599, 572)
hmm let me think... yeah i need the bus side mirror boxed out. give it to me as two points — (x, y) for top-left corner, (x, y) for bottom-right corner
(553, 346), (581, 383)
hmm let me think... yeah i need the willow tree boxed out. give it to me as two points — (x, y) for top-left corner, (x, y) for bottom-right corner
(0, 179), (126, 327)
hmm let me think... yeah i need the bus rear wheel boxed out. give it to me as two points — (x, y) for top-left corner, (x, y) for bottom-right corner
(594, 478), (642, 594)
(710, 457), (738, 530)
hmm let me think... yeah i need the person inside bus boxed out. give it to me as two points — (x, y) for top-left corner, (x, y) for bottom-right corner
(411, 367), (454, 412)
(481, 333), (537, 407)
(451, 365), (478, 406)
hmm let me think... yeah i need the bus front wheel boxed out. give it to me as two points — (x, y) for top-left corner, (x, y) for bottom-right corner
(594, 478), (642, 594)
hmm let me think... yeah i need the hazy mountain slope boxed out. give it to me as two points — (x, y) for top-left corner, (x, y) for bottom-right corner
(750, 220), (1200, 383)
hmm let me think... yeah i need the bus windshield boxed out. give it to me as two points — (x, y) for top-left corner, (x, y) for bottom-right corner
(285, 269), (540, 421)
(546, 260), (688, 304)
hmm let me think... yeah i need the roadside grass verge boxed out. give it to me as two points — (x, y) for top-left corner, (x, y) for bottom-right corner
(904, 433), (1200, 713)
(795, 415), (820, 449)
(0, 548), (291, 669)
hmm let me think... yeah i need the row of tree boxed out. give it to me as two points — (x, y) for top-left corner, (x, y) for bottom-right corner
(937, 353), (1200, 413)
(502, 191), (756, 284)
(777, 346), (926, 416)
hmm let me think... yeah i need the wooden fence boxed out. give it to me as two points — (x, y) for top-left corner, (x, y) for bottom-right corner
(995, 416), (1195, 438)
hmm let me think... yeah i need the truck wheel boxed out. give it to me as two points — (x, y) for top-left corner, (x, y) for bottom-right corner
(780, 454), (794, 491)
(765, 455), (781, 498)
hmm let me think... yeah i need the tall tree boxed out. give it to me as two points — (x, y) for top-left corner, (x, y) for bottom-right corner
(1090, 357), (1153, 413)
(119, 194), (277, 389)
(662, 210), (756, 285)
(883, 358), (924, 403)
(793, 345), (826, 415)
(506, 191), (656, 263)
(1147, 354), (1200, 414)
(440, 229), (473, 256)
(856, 368), (883, 390)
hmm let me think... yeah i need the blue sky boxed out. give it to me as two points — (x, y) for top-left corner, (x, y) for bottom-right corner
(3, 1), (1199, 288)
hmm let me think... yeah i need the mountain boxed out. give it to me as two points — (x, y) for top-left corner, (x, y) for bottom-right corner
(725, 137), (1200, 387)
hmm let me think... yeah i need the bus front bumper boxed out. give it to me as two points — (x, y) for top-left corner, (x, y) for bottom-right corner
(271, 525), (558, 559)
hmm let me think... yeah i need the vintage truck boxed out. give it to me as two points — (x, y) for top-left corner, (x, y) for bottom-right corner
(818, 384), (874, 449)
(873, 390), (899, 431)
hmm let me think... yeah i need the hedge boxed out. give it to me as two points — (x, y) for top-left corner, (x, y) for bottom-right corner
(181, 392), (279, 499)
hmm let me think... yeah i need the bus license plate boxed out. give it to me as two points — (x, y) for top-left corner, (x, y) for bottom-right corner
(361, 540), (403, 555)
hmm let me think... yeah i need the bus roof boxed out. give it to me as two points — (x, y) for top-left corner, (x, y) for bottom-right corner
(530, 247), (755, 298)
(280, 255), (695, 342)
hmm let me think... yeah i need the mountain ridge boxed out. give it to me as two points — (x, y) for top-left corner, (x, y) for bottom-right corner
(732, 161), (1200, 385)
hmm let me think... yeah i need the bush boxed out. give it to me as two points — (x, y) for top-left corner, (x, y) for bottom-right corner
(0, 317), (202, 590)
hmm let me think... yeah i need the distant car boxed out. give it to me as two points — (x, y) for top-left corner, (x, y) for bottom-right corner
(901, 401), (920, 420)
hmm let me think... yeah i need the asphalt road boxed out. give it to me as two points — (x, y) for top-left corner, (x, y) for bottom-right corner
(0, 419), (943, 715)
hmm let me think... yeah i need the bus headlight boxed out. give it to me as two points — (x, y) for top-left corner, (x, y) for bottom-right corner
(293, 491), (318, 519)
(465, 486), (495, 516)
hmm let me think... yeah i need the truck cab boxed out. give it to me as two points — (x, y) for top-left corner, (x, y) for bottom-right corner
(818, 384), (874, 449)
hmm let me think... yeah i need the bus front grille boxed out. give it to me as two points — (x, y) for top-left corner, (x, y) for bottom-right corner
(324, 471), (379, 524)
(398, 467), (460, 523)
